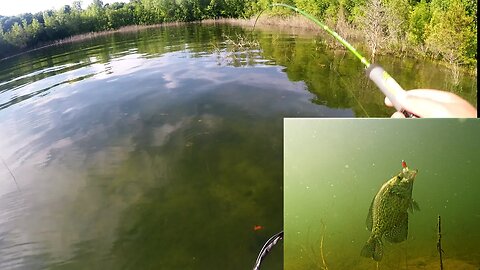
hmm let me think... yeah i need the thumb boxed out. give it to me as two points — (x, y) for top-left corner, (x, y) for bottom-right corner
(384, 96), (394, 107)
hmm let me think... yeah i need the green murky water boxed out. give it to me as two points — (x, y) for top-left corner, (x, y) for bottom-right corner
(284, 119), (480, 270)
(0, 23), (477, 269)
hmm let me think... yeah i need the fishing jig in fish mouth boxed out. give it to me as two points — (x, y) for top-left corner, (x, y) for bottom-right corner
(254, 3), (419, 118)
(361, 160), (419, 261)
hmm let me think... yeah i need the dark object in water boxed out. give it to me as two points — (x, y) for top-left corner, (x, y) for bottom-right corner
(437, 215), (444, 270)
(252, 231), (283, 270)
(361, 160), (419, 261)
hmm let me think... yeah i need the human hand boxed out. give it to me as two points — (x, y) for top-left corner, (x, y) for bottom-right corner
(384, 89), (477, 118)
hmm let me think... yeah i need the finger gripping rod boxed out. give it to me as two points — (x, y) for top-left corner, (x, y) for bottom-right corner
(366, 64), (417, 118)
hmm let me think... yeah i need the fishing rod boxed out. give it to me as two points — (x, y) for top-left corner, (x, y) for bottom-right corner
(254, 3), (418, 118)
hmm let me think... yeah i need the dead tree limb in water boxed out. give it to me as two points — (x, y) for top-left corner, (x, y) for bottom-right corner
(437, 215), (444, 270)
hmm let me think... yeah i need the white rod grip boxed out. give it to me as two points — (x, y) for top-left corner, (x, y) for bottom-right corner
(366, 64), (407, 112)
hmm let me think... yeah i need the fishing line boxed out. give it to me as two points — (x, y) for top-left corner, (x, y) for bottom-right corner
(333, 65), (370, 117)
(254, 3), (418, 118)
(1, 156), (21, 192)
(327, 49), (370, 116)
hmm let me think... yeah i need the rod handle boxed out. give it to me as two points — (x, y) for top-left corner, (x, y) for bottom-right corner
(366, 64), (418, 118)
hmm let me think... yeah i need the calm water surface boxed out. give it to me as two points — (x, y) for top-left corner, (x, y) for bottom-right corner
(0, 23), (476, 269)
(284, 119), (480, 270)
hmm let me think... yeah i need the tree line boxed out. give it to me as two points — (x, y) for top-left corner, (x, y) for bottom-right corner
(0, 0), (476, 71)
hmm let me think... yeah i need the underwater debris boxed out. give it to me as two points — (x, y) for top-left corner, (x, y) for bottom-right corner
(437, 215), (444, 270)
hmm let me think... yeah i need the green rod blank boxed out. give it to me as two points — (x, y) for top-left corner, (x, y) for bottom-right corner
(270, 3), (371, 67)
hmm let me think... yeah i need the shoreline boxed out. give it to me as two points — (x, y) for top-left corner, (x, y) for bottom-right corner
(0, 21), (201, 61)
(1, 17), (476, 77)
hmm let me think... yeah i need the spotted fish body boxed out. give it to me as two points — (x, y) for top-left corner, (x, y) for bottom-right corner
(360, 161), (419, 261)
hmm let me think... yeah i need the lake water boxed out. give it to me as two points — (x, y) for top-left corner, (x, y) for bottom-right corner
(284, 119), (480, 270)
(0, 23), (477, 269)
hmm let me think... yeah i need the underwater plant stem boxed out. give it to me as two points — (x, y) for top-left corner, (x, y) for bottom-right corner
(437, 215), (444, 270)
(320, 235), (328, 269)
(320, 223), (329, 270)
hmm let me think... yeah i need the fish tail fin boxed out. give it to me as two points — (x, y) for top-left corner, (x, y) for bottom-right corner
(360, 235), (383, 261)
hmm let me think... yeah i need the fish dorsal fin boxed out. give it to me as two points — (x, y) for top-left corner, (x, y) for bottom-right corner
(366, 197), (374, 231)
(384, 212), (408, 243)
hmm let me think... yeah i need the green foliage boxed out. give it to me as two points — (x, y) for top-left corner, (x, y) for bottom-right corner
(3, 22), (29, 48)
(324, 1), (340, 22)
(23, 18), (43, 46)
(384, 0), (410, 39)
(425, 0), (475, 66)
(407, 0), (431, 46)
(177, 0), (197, 21)
(223, 0), (247, 18)
(86, 0), (108, 31)
(295, 0), (330, 18)
(106, 4), (135, 28)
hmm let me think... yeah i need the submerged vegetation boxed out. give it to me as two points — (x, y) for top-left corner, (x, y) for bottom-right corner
(0, 0), (477, 72)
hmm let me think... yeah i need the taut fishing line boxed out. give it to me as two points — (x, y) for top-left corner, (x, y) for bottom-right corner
(1, 156), (21, 192)
(253, 3), (419, 118)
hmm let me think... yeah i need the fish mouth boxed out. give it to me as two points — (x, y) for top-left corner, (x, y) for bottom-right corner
(410, 169), (418, 179)
(401, 169), (417, 181)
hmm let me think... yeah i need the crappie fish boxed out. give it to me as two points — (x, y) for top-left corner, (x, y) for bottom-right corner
(360, 160), (419, 261)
